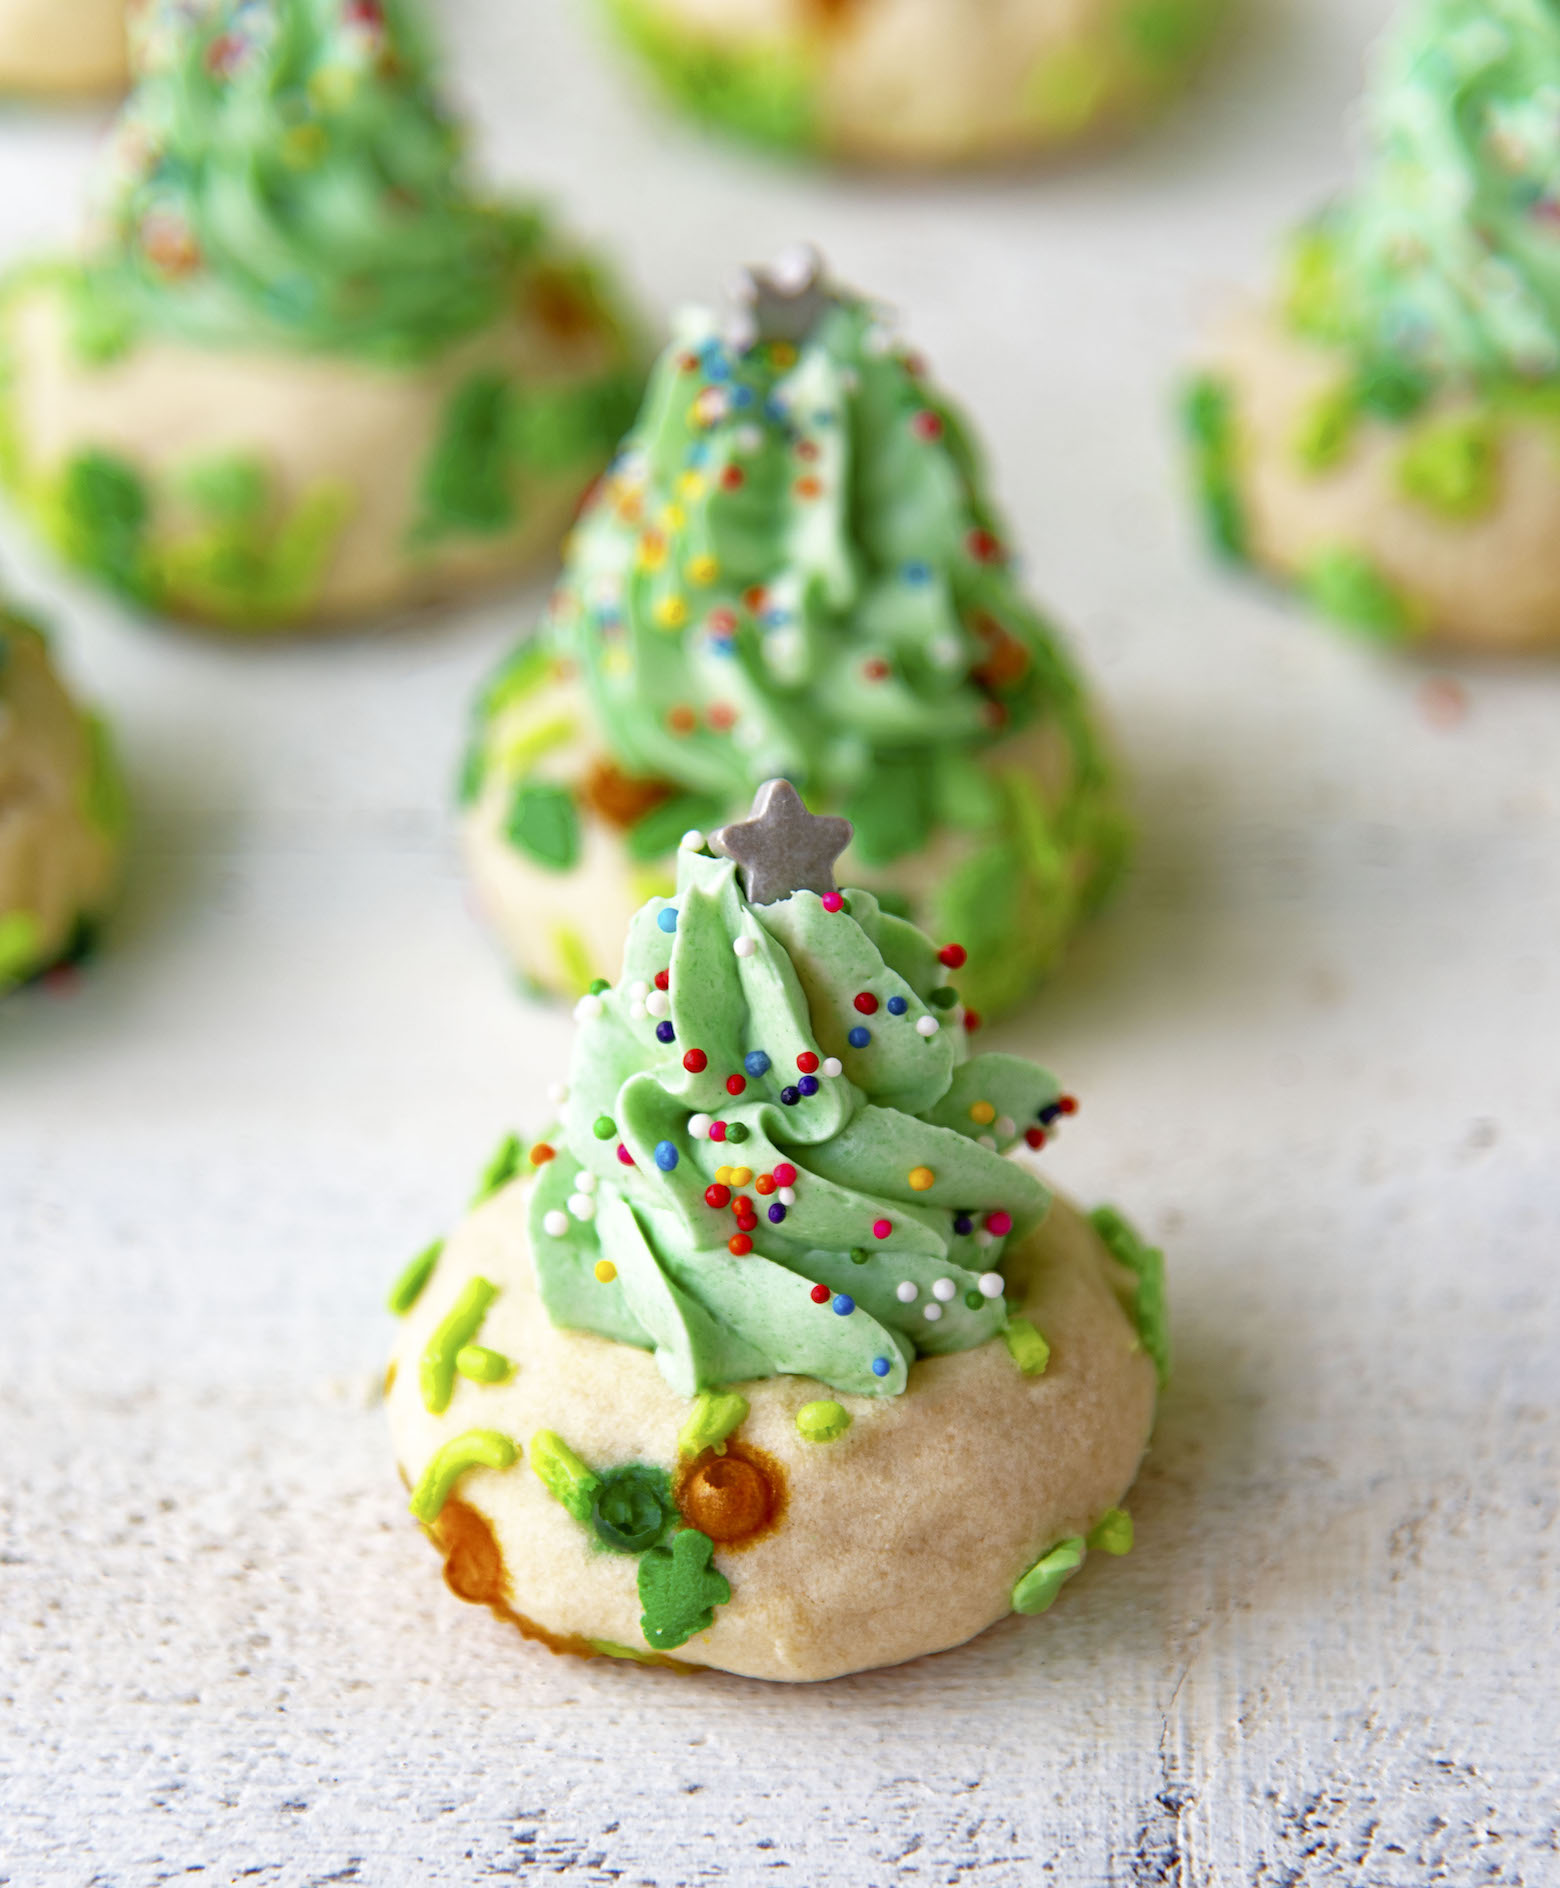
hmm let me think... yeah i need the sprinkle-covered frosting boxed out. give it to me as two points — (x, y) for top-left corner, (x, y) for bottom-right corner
(80, 0), (544, 361)
(527, 834), (1067, 1399)
(1290, 0), (1560, 385)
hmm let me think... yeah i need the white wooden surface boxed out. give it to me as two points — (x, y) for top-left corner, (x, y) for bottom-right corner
(3, 2), (1559, 1881)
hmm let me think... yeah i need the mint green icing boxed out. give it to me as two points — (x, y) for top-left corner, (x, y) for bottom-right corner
(86, 0), (543, 363)
(1286, 0), (1560, 388)
(529, 847), (1064, 1399)
(476, 280), (1124, 1016)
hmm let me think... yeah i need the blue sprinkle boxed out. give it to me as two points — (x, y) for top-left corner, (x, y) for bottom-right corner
(653, 1141), (679, 1172)
(871, 1356), (891, 1377)
(761, 609), (790, 629)
(902, 560), (932, 585)
(953, 1214), (974, 1236)
(687, 441), (711, 467)
(797, 1075), (819, 1097)
(780, 1085), (801, 1106)
(730, 384), (755, 408)
(848, 1026), (871, 1049)
(703, 355), (731, 383)
(887, 996), (908, 1016)
(763, 396), (788, 423)
(767, 1203), (786, 1224)
(832, 1294), (855, 1317)
(655, 1021), (676, 1044)
(744, 1050), (771, 1077)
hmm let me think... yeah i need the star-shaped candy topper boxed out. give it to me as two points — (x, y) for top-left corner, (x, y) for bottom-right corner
(727, 244), (835, 352)
(709, 779), (853, 907)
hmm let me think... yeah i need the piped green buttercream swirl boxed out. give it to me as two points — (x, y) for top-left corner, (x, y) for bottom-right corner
(529, 847), (1064, 1399)
(1290, 0), (1560, 385)
(81, 0), (543, 362)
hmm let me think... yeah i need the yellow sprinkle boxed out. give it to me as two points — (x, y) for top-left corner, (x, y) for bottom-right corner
(770, 341), (798, 368)
(662, 503), (686, 531)
(908, 1166), (936, 1192)
(969, 1100), (996, 1126)
(687, 553), (719, 586)
(715, 1166), (733, 1186)
(654, 595), (689, 630)
(677, 472), (707, 501)
(730, 1166), (753, 1187)
(281, 123), (327, 169)
(637, 535), (666, 572)
(594, 1259), (618, 1284)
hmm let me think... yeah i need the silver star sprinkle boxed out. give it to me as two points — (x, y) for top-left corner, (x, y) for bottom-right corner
(727, 244), (835, 352)
(709, 779), (853, 907)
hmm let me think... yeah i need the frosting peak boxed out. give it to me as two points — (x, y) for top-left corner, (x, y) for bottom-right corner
(528, 839), (1066, 1399)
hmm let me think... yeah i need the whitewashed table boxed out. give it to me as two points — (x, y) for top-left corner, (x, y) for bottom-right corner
(3, 2), (1558, 1881)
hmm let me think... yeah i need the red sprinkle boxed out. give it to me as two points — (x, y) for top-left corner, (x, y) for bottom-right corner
(736, 1216), (758, 1236)
(964, 1010), (983, 1033)
(730, 1234), (754, 1256)
(529, 1143), (556, 1166)
(742, 585), (767, 614)
(682, 1049), (708, 1074)
(967, 528), (1001, 562)
(1059, 1095), (1078, 1116)
(938, 944), (968, 969)
(773, 1163), (797, 1187)
(796, 1052), (819, 1074)
(1024, 1127), (1046, 1150)
(654, 969), (670, 992)
(708, 609), (738, 636)
(810, 1283), (831, 1304)
(709, 1121), (728, 1142)
(911, 410), (943, 442)
(726, 1074), (746, 1096)
(732, 1196), (753, 1218)
(821, 892), (844, 913)
(987, 1211), (1013, 1237)
(854, 993), (879, 1015)
(755, 1174), (777, 1196)
(872, 1218), (892, 1240)
(720, 465), (745, 492)
(863, 658), (891, 682)
(705, 1184), (732, 1209)
(707, 702), (736, 730)
(616, 1143), (635, 1166)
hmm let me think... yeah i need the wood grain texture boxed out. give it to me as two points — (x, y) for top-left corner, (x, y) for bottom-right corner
(2, 0), (1558, 1881)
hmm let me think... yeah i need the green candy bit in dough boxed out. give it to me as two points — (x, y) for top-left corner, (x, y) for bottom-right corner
(387, 1239), (443, 1316)
(1353, 358), (1431, 424)
(1003, 1317), (1051, 1377)
(551, 923), (597, 996)
(1292, 386), (1358, 475)
(795, 1400), (852, 1444)
(178, 453), (268, 524)
(624, 793), (724, 866)
(408, 1429), (518, 1526)
(420, 1277), (499, 1415)
(638, 1528), (731, 1651)
(455, 1344), (514, 1385)
(81, 713), (128, 840)
(1181, 374), (1246, 562)
(1303, 547), (1420, 645)
(590, 1464), (676, 1554)
(418, 371), (517, 542)
(1088, 1508), (1135, 1556)
(529, 1428), (601, 1524)
(0, 910), (42, 991)
(58, 451), (149, 600)
(677, 1390), (749, 1460)
(472, 1132), (525, 1205)
(1397, 415), (1501, 520)
(1012, 1535), (1087, 1615)
(505, 781), (580, 871)
(1089, 1205), (1171, 1388)
(1283, 225), (1356, 348)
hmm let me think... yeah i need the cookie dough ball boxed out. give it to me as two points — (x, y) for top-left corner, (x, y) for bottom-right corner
(0, 613), (124, 995)
(0, 0), (640, 633)
(601, 0), (1224, 165)
(1188, 0), (1560, 652)
(386, 1178), (1160, 1682)
(0, 0), (126, 96)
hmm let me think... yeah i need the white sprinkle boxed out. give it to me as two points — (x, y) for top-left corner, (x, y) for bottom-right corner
(974, 1229), (996, 1249)
(932, 1277), (957, 1303)
(778, 1186), (796, 1206)
(688, 1113), (713, 1140)
(542, 1210), (569, 1238)
(929, 633), (963, 669)
(895, 1280), (919, 1303)
(978, 1273), (1005, 1299)
(547, 1082), (569, 1106)
(995, 1116), (1015, 1141)
(734, 936), (757, 959)
(978, 1134), (998, 1150)
(646, 990), (670, 1019)
(567, 1192), (596, 1223)
(573, 994), (603, 1022)
(923, 1302), (943, 1323)
(680, 829), (705, 851)
(576, 1170), (598, 1195)
(630, 1001), (647, 1021)
(916, 1016), (939, 1038)
(629, 980), (649, 1001)
(735, 423), (765, 454)
(822, 1057), (843, 1078)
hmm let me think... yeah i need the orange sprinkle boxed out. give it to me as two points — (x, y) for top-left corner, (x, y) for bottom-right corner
(755, 1174), (777, 1196)
(530, 1143), (556, 1165)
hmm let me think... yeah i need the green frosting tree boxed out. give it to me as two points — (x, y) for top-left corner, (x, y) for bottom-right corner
(530, 803), (1073, 1400)
(470, 251), (1125, 1015)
